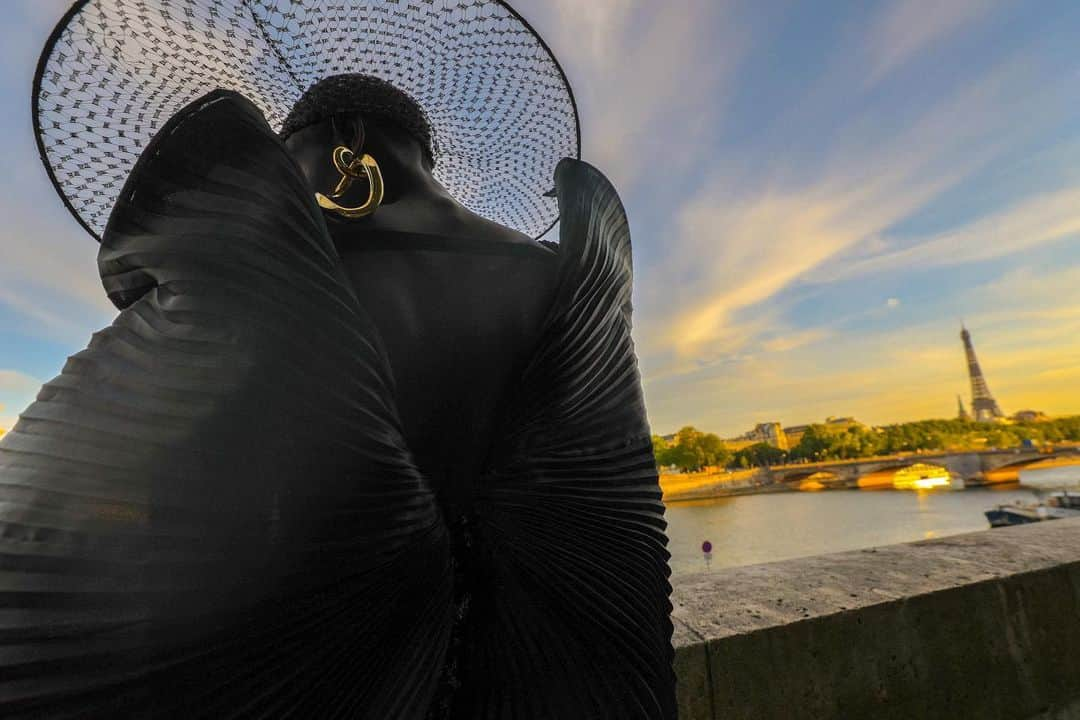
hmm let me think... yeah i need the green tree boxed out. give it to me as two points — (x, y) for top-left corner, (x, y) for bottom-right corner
(654, 415), (1080, 472)
(656, 425), (733, 472)
(732, 442), (786, 468)
(651, 434), (672, 468)
(789, 425), (831, 462)
(699, 432), (732, 468)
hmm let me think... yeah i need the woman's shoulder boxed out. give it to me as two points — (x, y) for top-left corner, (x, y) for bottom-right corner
(333, 197), (559, 259)
(454, 207), (557, 256)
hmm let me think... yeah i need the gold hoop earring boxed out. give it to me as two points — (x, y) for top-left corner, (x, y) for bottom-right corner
(315, 146), (385, 219)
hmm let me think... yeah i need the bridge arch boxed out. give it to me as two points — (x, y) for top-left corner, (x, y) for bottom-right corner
(984, 451), (1080, 484)
(785, 470), (842, 491)
(767, 447), (1080, 490)
(852, 462), (953, 489)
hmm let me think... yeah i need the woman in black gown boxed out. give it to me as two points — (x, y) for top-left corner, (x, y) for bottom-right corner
(1, 2), (675, 717)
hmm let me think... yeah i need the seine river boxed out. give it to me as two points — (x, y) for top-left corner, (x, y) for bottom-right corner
(664, 465), (1080, 577)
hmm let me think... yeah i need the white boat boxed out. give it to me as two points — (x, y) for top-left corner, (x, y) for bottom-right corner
(986, 490), (1080, 528)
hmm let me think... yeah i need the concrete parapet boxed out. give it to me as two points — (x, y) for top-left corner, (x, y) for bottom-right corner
(672, 518), (1080, 719)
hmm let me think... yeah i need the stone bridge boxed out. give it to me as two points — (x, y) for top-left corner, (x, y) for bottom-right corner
(758, 446), (1080, 488)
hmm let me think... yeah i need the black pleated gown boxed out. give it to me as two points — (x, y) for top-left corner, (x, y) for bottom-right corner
(0, 91), (675, 719)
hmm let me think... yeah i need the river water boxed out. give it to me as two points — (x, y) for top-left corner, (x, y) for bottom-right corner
(664, 465), (1080, 577)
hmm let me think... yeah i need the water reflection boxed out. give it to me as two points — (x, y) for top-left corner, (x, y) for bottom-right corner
(1019, 465), (1080, 489)
(664, 464), (1080, 576)
(858, 463), (954, 490)
(664, 484), (1036, 577)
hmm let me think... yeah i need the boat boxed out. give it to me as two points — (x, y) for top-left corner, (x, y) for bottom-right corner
(986, 490), (1080, 528)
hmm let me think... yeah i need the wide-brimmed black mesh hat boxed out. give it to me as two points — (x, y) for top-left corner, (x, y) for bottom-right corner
(33, 0), (580, 241)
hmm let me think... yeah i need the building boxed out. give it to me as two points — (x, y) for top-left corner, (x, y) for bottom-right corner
(739, 422), (789, 450)
(1013, 410), (1048, 423)
(961, 325), (1005, 422)
(782, 424), (810, 446)
(957, 395), (971, 421)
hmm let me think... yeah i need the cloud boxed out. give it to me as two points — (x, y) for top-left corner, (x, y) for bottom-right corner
(951, 296), (1080, 419)
(637, 50), (1080, 433)
(862, 0), (995, 85)
(0, 369), (42, 432)
(0, 209), (112, 342)
(645, 329), (968, 436)
(640, 159), (957, 363)
(654, 189), (885, 358)
(0, 369), (39, 393)
(5, 1), (1079, 443)
(543, 0), (633, 64)
(968, 263), (1080, 308)
(820, 186), (1080, 282)
(761, 328), (833, 353)
(0, 0), (115, 344)
(636, 49), (1068, 374)
(523, 0), (748, 190)
(646, 286), (1080, 437)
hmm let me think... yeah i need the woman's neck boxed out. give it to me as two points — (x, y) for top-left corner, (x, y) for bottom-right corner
(284, 114), (534, 245)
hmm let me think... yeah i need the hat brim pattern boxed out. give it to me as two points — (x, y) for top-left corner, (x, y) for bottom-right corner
(33, 0), (580, 241)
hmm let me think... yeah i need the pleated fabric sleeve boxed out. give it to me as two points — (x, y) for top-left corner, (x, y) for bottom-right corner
(457, 159), (677, 719)
(0, 91), (454, 718)
(0, 88), (674, 719)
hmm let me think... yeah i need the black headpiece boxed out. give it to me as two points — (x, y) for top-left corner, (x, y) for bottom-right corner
(33, 0), (580, 241)
(280, 74), (436, 164)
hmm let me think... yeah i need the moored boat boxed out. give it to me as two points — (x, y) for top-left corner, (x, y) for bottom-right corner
(986, 491), (1080, 528)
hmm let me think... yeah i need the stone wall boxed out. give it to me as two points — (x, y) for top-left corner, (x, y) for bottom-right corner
(672, 518), (1080, 719)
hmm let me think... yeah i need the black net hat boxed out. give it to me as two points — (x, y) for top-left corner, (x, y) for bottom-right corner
(33, 0), (580, 241)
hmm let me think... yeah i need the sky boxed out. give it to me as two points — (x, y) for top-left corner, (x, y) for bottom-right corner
(2, 0), (1080, 438)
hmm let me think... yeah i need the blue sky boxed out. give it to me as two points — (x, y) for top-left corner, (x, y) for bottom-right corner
(3, 0), (1080, 437)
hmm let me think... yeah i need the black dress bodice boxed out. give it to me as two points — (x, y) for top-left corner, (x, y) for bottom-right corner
(339, 231), (558, 516)
(0, 90), (675, 719)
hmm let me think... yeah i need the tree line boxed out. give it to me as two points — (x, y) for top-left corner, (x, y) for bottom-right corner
(653, 416), (1080, 472)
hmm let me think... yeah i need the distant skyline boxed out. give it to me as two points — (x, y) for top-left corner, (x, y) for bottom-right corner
(2, 0), (1080, 436)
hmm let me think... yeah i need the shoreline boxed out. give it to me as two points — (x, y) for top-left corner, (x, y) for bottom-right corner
(660, 474), (1035, 504)
(661, 453), (1080, 504)
(661, 472), (794, 503)
(663, 482), (793, 504)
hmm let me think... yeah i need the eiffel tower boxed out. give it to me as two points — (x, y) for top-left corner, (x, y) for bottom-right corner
(956, 395), (971, 422)
(961, 325), (1004, 422)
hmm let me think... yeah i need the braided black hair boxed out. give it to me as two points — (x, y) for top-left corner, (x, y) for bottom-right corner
(280, 74), (436, 163)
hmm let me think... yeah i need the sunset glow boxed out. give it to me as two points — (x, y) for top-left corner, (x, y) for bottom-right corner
(2, 1), (1079, 436)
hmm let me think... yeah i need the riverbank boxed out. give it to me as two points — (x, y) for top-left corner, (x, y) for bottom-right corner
(662, 452), (1080, 503)
(661, 470), (792, 503)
